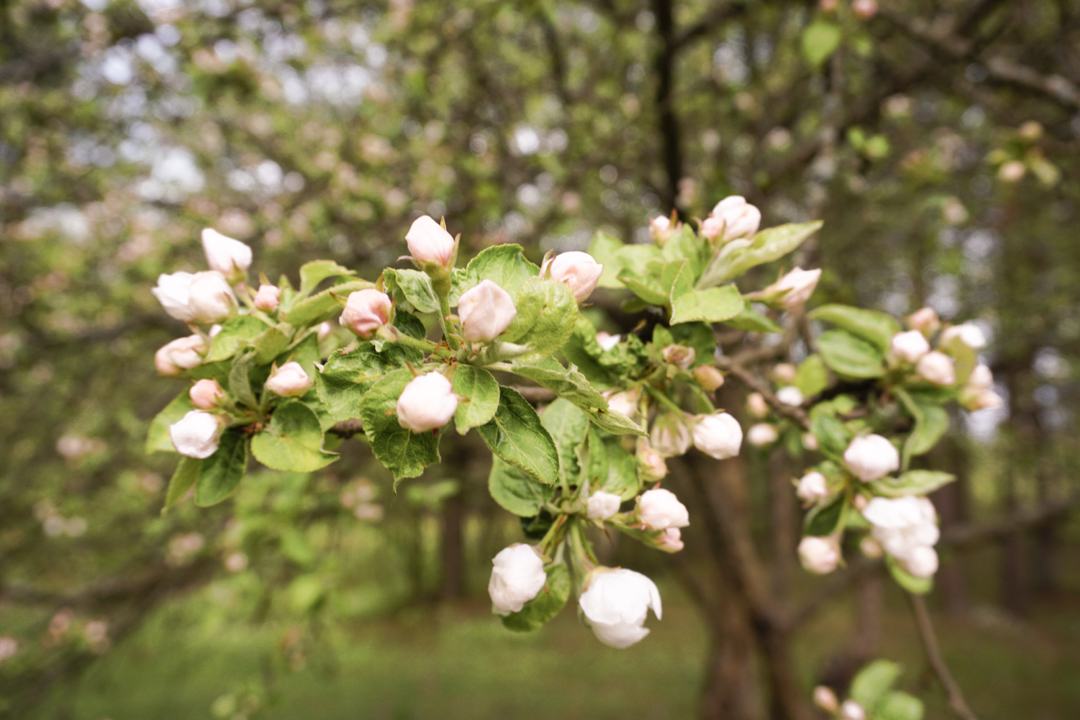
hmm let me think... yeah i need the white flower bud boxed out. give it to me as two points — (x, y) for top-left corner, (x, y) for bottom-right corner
(587, 491), (622, 520)
(747, 392), (769, 418)
(710, 195), (761, 242)
(776, 386), (805, 406)
(650, 414), (693, 457)
(862, 496), (939, 565)
(396, 372), (457, 432)
(813, 686), (839, 712)
(638, 445), (669, 482)
(890, 330), (930, 363)
(965, 390), (1004, 411)
(405, 215), (456, 268)
(661, 344), (696, 369)
(796, 471), (829, 503)
(154, 335), (207, 376)
(941, 322), (987, 349)
(209, 324), (223, 338)
(189, 378), (224, 409)
(657, 527), (684, 553)
(967, 363), (994, 391)
(799, 536), (840, 574)
(579, 568), (662, 648)
(908, 306), (940, 336)
(762, 267), (822, 309)
(649, 215), (673, 244)
(169, 410), (223, 459)
(916, 351), (956, 386)
(605, 389), (639, 418)
(265, 362), (312, 398)
(773, 362), (797, 384)
(253, 284), (281, 312)
(840, 700), (867, 720)
(700, 216), (726, 241)
(541, 251), (603, 303)
(201, 228), (252, 282)
(487, 544), (547, 614)
(747, 423), (779, 447)
(900, 545), (939, 578)
(341, 289), (392, 338)
(458, 279), (517, 342)
(844, 434), (899, 481)
(638, 488), (689, 530)
(691, 412), (743, 460)
(595, 331), (621, 351)
(693, 365), (725, 391)
(152, 272), (197, 322)
(187, 271), (238, 324)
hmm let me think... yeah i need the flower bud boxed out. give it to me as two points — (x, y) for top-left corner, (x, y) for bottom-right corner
(661, 344), (696, 369)
(998, 160), (1026, 182)
(579, 568), (662, 648)
(152, 272), (197, 322)
(587, 491), (622, 520)
(700, 216), (726, 242)
(776, 386), (805, 407)
(169, 410), (223, 459)
(761, 267), (822, 309)
(862, 496), (939, 566)
(802, 433), (819, 451)
(341, 289), (392, 338)
(595, 331), (621, 351)
(963, 389), (1004, 411)
(209, 324), (223, 338)
(860, 536), (884, 558)
(796, 471), (829, 503)
(851, 0), (877, 20)
(657, 527), (684, 553)
(317, 320), (334, 342)
(773, 362), (797, 384)
(541, 251), (603, 303)
(187, 271), (238, 324)
(458, 279), (517, 342)
(799, 535), (840, 574)
(405, 215), (456, 268)
(940, 322), (987, 350)
(900, 545), (939, 578)
(967, 363), (993, 391)
(693, 365), (725, 391)
(154, 335), (207, 375)
(649, 215), (673, 245)
(747, 423), (779, 447)
(265, 362), (312, 398)
(396, 372), (457, 432)
(747, 392), (769, 418)
(916, 351), (956, 385)
(890, 330), (930, 363)
(605, 389), (639, 418)
(637, 445), (668, 482)
(844, 434), (899, 481)
(908, 306), (940, 336)
(813, 686), (839, 712)
(487, 544), (547, 614)
(638, 488), (689, 530)
(189, 379), (224, 409)
(840, 700), (867, 720)
(650, 414), (693, 457)
(710, 195), (761, 242)
(691, 412), (743, 460)
(201, 228), (252, 282)
(253, 284), (281, 312)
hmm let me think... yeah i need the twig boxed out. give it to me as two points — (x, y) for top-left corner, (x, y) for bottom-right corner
(907, 592), (980, 720)
(716, 358), (811, 430)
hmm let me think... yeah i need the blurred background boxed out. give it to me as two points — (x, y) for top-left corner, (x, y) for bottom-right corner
(2, 0), (1079, 718)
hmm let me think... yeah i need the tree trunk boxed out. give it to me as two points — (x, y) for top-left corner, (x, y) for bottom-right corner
(700, 592), (765, 720)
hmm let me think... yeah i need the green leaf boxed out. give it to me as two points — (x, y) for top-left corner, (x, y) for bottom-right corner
(251, 400), (337, 473)
(850, 660), (902, 709)
(802, 20), (842, 68)
(600, 439), (641, 500)
(510, 358), (643, 436)
(724, 305), (783, 333)
(580, 425), (610, 490)
(875, 691), (925, 720)
(316, 342), (422, 423)
(669, 263), (744, 324)
(146, 391), (194, 454)
(700, 221), (823, 286)
(252, 324), (291, 365)
(205, 316), (271, 362)
(488, 456), (551, 516)
(600, 244), (663, 289)
(805, 494), (845, 536)
(383, 268), (439, 314)
(589, 231), (626, 288)
(358, 369), (441, 484)
(229, 351), (258, 408)
(809, 304), (901, 352)
(275, 332), (321, 380)
(477, 387), (560, 485)
(895, 388), (950, 465)
(163, 456), (201, 511)
(539, 397), (590, 485)
(194, 429), (248, 506)
(503, 277), (578, 358)
(617, 267), (670, 307)
(452, 366), (500, 434)
(794, 354), (829, 397)
(284, 279), (374, 327)
(299, 260), (354, 296)
(393, 311), (428, 340)
(810, 412), (853, 458)
(886, 554), (933, 594)
(462, 244), (540, 298)
(872, 470), (956, 498)
(502, 563), (571, 632)
(660, 224), (708, 279)
(816, 330), (886, 379)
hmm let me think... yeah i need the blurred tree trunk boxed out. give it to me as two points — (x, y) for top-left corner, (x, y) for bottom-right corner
(700, 592), (765, 720)
(929, 434), (971, 616)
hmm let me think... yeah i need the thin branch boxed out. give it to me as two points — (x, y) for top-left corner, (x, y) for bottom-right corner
(907, 592), (980, 720)
(717, 358), (811, 430)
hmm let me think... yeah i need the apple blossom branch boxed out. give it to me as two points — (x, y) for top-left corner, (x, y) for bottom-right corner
(908, 592), (980, 720)
(716, 357), (811, 431)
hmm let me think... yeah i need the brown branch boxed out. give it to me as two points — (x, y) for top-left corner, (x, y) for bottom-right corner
(717, 358), (811, 430)
(673, 1), (749, 49)
(907, 592), (980, 720)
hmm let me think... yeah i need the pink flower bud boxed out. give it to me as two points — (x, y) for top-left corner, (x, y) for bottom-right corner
(169, 410), (223, 459)
(964, 389), (1003, 411)
(747, 423), (779, 447)
(341, 289), (392, 338)
(693, 365), (725, 391)
(661, 344), (696, 369)
(799, 536), (840, 574)
(840, 700), (867, 720)
(154, 335), (208, 375)
(891, 330), (931, 363)
(650, 414), (693, 457)
(967, 363), (993, 391)
(595, 331), (621, 351)
(657, 527), (684, 553)
(638, 446), (668, 482)
(189, 379), (224, 409)
(396, 372), (457, 432)
(638, 488), (689, 530)
(458, 279), (517, 342)
(541, 251), (603, 303)
(587, 491), (622, 520)
(916, 351), (956, 385)
(796, 471), (829, 503)
(908, 306), (940, 336)
(710, 195), (761, 242)
(762, 267), (822, 309)
(851, 0), (877, 20)
(940, 322), (987, 349)
(187, 271), (238, 324)
(692, 412), (743, 459)
(747, 392), (769, 418)
(700, 216), (726, 241)
(201, 228), (252, 282)
(998, 160), (1026, 182)
(265, 362), (312, 397)
(649, 215), (673, 244)
(152, 272), (197, 322)
(488, 544), (547, 614)
(773, 362), (797, 384)
(802, 433), (819, 451)
(317, 320), (334, 342)
(844, 434), (899, 481)
(813, 686), (839, 712)
(605, 389), (639, 418)
(253, 284), (281, 312)
(405, 215), (456, 268)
